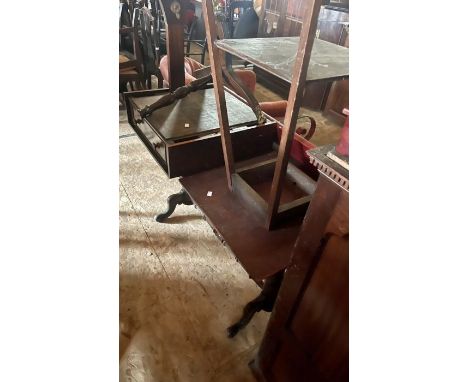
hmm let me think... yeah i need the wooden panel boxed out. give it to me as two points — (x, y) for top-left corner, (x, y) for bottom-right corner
(253, 174), (349, 381)
(166, 123), (278, 178)
(317, 8), (349, 44)
(289, 236), (349, 378)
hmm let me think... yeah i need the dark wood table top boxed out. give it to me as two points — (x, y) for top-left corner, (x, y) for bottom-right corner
(180, 161), (303, 281)
(215, 37), (349, 84)
(131, 88), (258, 141)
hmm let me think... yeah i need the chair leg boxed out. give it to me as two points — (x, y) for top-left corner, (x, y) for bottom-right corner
(156, 72), (163, 88)
(201, 39), (207, 65)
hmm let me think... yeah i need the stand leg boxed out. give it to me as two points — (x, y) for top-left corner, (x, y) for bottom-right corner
(155, 189), (193, 222)
(227, 271), (284, 338)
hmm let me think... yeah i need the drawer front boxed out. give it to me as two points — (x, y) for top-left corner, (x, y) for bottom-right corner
(150, 127), (167, 163)
(136, 119), (167, 164)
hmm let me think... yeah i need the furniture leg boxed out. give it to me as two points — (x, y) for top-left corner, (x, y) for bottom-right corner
(200, 39), (207, 65)
(227, 271), (284, 338)
(155, 189), (193, 222)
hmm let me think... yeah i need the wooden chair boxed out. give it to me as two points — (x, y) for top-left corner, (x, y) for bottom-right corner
(185, 14), (208, 65)
(120, 7), (163, 91)
(154, 2), (208, 65)
(138, 8), (164, 88)
(119, 20), (146, 91)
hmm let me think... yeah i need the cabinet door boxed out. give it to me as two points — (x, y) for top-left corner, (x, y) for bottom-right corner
(254, 176), (349, 382)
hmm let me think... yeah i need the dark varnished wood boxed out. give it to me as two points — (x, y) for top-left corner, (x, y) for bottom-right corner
(155, 189), (193, 222)
(159, 0), (192, 89)
(252, 150), (349, 382)
(179, 164), (306, 281)
(124, 88), (278, 178)
(227, 271), (284, 338)
(231, 160), (317, 224)
(131, 88), (258, 141)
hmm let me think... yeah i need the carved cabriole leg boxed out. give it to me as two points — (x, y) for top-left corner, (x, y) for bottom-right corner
(154, 189), (193, 222)
(227, 271), (284, 338)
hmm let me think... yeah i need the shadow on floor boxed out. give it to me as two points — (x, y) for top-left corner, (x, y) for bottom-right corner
(120, 272), (265, 382)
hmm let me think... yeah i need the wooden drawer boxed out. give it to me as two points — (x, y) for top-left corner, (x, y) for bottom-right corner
(124, 88), (278, 179)
(136, 119), (167, 163)
(151, 134), (166, 164)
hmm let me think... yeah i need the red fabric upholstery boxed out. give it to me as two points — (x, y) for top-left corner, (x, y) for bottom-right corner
(259, 101), (288, 118)
(224, 70), (287, 117)
(231, 69), (257, 93)
(276, 126), (316, 175)
(159, 56), (204, 86)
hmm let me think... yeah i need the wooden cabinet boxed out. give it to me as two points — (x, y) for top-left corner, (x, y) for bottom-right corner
(251, 149), (349, 381)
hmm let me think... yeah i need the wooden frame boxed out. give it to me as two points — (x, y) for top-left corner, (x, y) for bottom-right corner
(202, 0), (327, 229)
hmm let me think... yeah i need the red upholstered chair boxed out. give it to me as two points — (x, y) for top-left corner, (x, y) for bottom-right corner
(159, 56), (317, 176)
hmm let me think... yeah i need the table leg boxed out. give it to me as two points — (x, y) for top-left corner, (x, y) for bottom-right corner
(154, 189), (193, 222)
(227, 271), (284, 338)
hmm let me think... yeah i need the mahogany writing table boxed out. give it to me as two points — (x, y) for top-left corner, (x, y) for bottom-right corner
(180, 156), (305, 282)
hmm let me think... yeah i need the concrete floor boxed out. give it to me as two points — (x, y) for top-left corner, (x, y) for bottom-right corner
(119, 112), (269, 382)
(119, 54), (343, 381)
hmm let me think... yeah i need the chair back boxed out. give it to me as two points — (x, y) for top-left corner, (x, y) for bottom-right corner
(119, 7), (144, 77)
(120, 1), (132, 28)
(139, 9), (160, 76)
